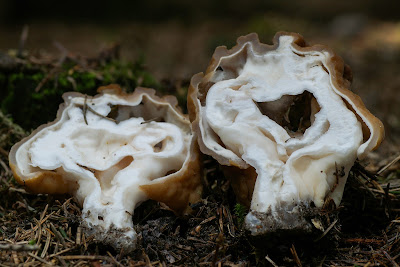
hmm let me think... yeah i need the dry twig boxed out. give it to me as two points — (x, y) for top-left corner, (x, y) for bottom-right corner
(290, 244), (302, 267)
(0, 243), (40, 251)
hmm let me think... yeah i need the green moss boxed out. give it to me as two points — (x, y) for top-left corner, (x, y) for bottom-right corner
(0, 57), (160, 130)
(234, 203), (247, 227)
(59, 227), (67, 238)
(0, 110), (27, 160)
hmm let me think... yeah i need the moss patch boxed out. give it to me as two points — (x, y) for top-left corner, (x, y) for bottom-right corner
(0, 51), (160, 130)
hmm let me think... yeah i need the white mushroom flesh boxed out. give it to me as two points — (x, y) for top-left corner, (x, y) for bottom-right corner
(13, 91), (192, 246)
(198, 35), (364, 232)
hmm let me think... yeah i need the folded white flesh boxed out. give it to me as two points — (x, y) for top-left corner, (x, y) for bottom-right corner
(200, 36), (363, 222)
(14, 92), (192, 245)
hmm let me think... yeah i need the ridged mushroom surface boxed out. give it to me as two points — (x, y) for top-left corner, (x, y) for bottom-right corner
(9, 85), (202, 251)
(188, 32), (384, 235)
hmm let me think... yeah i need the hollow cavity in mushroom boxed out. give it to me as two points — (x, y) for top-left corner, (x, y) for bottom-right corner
(189, 32), (384, 236)
(105, 102), (166, 123)
(255, 91), (320, 139)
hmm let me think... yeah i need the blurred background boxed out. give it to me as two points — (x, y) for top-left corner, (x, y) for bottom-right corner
(0, 0), (399, 160)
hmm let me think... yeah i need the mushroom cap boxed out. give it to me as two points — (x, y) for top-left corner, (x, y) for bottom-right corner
(188, 32), (384, 234)
(189, 32), (384, 166)
(9, 85), (202, 251)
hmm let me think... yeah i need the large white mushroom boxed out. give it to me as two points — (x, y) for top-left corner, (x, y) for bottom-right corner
(9, 85), (202, 251)
(188, 32), (384, 235)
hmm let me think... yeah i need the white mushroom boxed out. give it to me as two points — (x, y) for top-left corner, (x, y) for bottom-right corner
(188, 32), (384, 235)
(9, 85), (202, 251)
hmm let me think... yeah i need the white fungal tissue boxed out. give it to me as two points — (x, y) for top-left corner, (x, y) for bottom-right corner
(10, 88), (200, 251)
(189, 33), (384, 234)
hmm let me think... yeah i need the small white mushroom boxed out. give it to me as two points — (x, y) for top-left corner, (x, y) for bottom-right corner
(188, 32), (384, 235)
(9, 85), (202, 251)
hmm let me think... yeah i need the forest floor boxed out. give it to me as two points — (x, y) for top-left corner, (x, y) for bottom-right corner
(0, 15), (400, 266)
